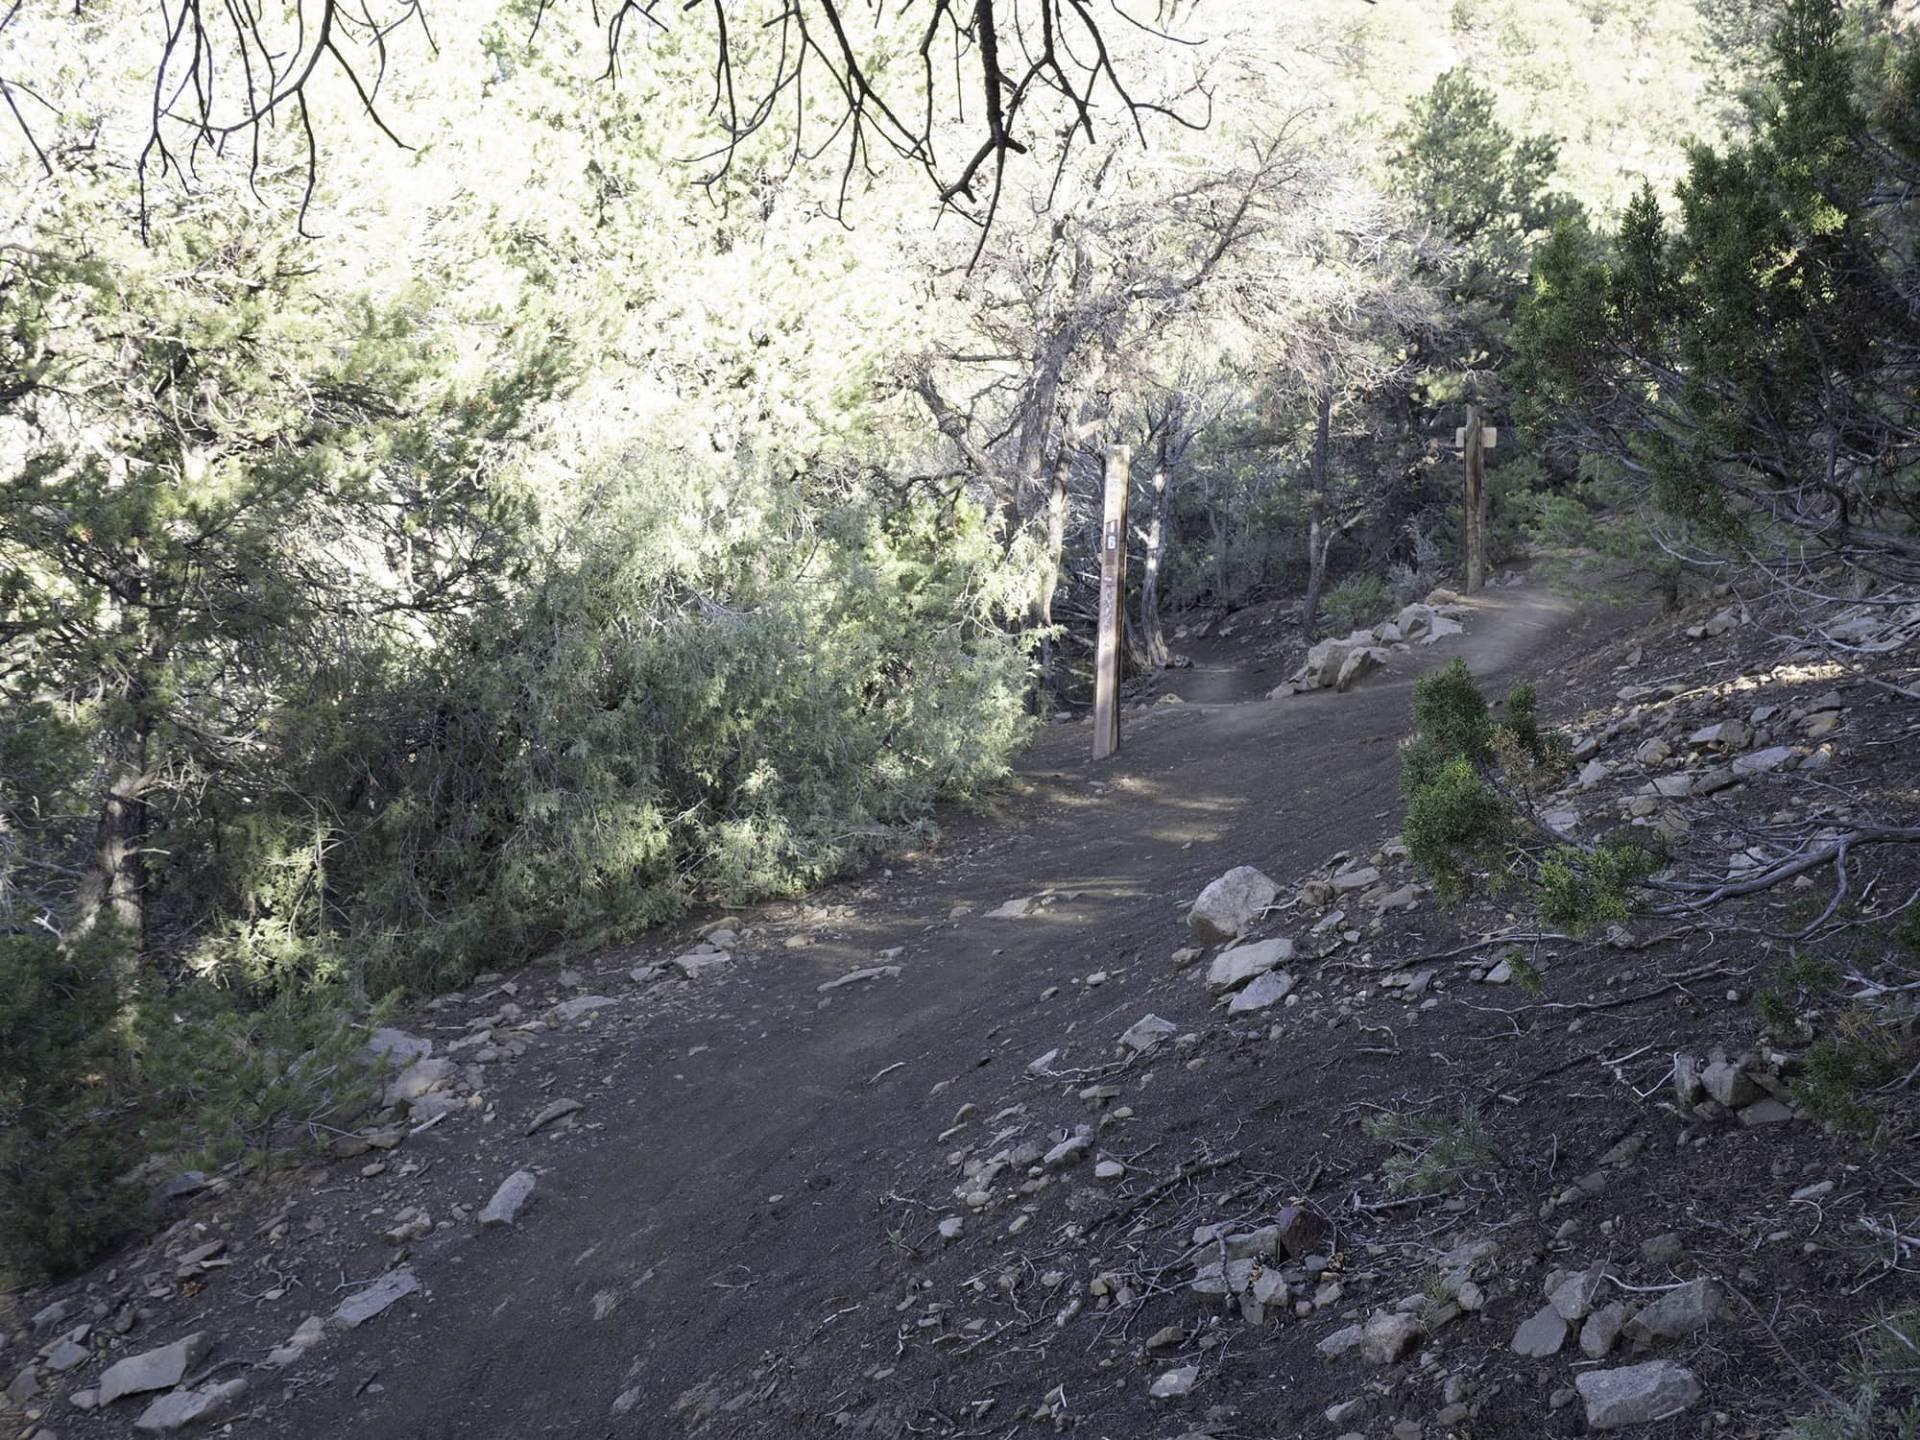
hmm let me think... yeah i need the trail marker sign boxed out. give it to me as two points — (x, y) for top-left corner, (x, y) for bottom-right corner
(1455, 407), (1498, 593)
(1093, 444), (1131, 762)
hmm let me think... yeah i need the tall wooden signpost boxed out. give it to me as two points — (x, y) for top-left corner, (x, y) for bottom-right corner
(1092, 444), (1131, 762)
(1454, 406), (1498, 593)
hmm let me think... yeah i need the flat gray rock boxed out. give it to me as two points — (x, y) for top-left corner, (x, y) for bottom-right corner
(817, 965), (901, 992)
(1119, 1014), (1177, 1053)
(134, 1379), (246, 1433)
(1512, 1304), (1569, 1358)
(332, 1269), (419, 1329)
(98, 1333), (210, 1406)
(1625, 1278), (1722, 1341)
(1205, 937), (1292, 993)
(1187, 866), (1277, 943)
(551, 994), (617, 1022)
(1227, 969), (1295, 1013)
(480, 1170), (538, 1227)
(1576, 1361), (1702, 1429)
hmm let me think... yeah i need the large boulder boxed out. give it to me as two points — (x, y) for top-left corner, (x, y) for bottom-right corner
(1205, 937), (1293, 993)
(1186, 867), (1278, 943)
(1335, 646), (1387, 692)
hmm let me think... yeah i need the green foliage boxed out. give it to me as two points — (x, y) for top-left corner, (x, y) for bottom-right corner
(0, 928), (138, 1279)
(1785, 1307), (1920, 1440)
(1325, 574), (1391, 632)
(1404, 759), (1513, 905)
(1363, 1105), (1497, 1195)
(1514, 2), (1920, 565)
(1537, 840), (1660, 934)
(1791, 1015), (1905, 1138)
(1505, 954), (1545, 997)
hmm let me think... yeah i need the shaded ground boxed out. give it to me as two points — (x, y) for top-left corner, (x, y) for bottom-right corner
(16, 577), (1916, 1440)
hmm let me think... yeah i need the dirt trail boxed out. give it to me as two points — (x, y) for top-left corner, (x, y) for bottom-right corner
(218, 581), (1627, 1440)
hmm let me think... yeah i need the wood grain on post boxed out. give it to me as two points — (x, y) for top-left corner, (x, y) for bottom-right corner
(1092, 444), (1131, 762)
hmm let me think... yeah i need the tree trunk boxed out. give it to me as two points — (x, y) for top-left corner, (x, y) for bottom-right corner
(1138, 425), (1172, 669)
(1298, 386), (1333, 638)
(1464, 404), (1487, 593)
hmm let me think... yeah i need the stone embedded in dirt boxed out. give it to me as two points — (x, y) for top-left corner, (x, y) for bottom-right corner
(1701, 1059), (1758, 1108)
(1360, 1311), (1422, 1365)
(1581, 1301), (1629, 1358)
(1483, 958), (1514, 985)
(1672, 1054), (1703, 1104)
(1634, 736), (1672, 766)
(384, 1056), (456, 1108)
(1227, 970), (1295, 1014)
(1576, 1361), (1702, 1429)
(133, 1378), (246, 1433)
(550, 994), (617, 1022)
(1149, 1365), (1198, 1398)
(1276, 1205), (1330, 1259)
(937, 1216), (964, 1242)
(1205, 937), (1293, 993)
(1626, 1278), (1723, 1341)
(265, 1316), (327, 1370)
(1335, 646), (1387, 692)
(1550, 1266), (1608, 1322)
(1315, 1323), (1365, 1360)
(97, 1333), (211, 1406)
(332, 1269), (420, 1330)
(1512, 1304), (1569, 1358)
(987, 895), (1042, 919)
(1329, 866), (1380, 894)
(1145, 1324), (1184, 1351)
(1119, 1014), (1178, 1053)
(670, 950), (730, 978)
(1372, 883), (1419, 912)
(526, 1098), (584, 1135)
(1187, 866), (1278, 943)
(1739, 1097), (1794, 1126)
(1093, 1160), (1124, 1180)
(1043, 1130), (1093, 1168)
(817, 965), (902, 992)
(30, 1299), (75, 1335)
(1689, 719), (1753, 751)
(45, 1337), (88, 1373)
(1733, 745), (1795, 775)
(361, 1027), (432, 1069)
(7, 1364), (39, 1405)
(480, 1170), (538, 1227)
(1026, 1048), (1061, 1076)
(1577, 759), (1612, 788)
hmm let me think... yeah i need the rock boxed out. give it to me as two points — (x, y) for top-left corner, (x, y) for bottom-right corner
(670, 950), (730, 978)
(1642, 1232), (1685, 1267)
(361, 1028), (432, 1068)
(1625, 1279), (1722, 1341)
(1701, 1059), (1758, 1108)
(1739, 1098), (1794, 1126)
(1335, 646), (1386, 692)
(1634, 737), (1671, 766)
(1372, 883), (1419, 912)
(1315, 1323), (1365, 1360)
(383, 1056), (456, 1107)
(7, 1365), (39, 1405)
(1689, 719), (1752, 751)
(1093, 1160), (1124, 1180)
(937, 1216), (964, 1242)
(29, 1301), (75, 1335)
(1581, 1302), (1628, 1358)
(97, 1334), (211, 1406)
(987, 895), (1041, 919)
(1733, 746), (1795, 775)
(1330, 866), (1380, 894)
(1550, 1267), (1608, 1322)
(1576, 1361), (1702, 1429)
(1187, 867), (1278, 943)
(1119, 1014), (1178, 1053)
(480, 1170), (538, 1227)
(264, 1317), (327, 1370)
(1025, 1048), (1061, 1076)
(817, 965), (901, 992)
(1270, 1206), (1327, 1259)
(46, 1339), (88, 1373)
(550, 994), (617, 1022)
(1672, 1054), (1703, 1104)
(526, 1098), (584, 1135)
(1577, 759), (1613, 789)
(1360, 1311), (1422, 1365)
(331, 1269), (419, 1329)
(1043, 1131), (1093, 1168)
(1205, 937), (1293, 993)
(1512, 1303), (1569, 1358)
(1149, 1366), (1198, 1399)
(133, 1379), (246, 1433)
(1804, 710), (1842, 738)
(1146, 1325), (1184, 1351)
(1227, 970), (1296, 1013)
(1483, 958), (1513, 985)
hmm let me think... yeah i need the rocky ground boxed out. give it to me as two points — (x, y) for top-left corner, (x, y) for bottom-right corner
(3, 575), (1916, 1440)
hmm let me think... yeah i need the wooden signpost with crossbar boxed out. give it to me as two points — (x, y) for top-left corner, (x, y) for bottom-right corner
(1092, 444), (1131, 762)
(1454, 406), (1499, 593)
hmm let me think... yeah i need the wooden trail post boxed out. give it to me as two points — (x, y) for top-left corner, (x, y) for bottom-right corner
(1454, 407), (1498, 593)
(1092, 444), (1131, 762)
